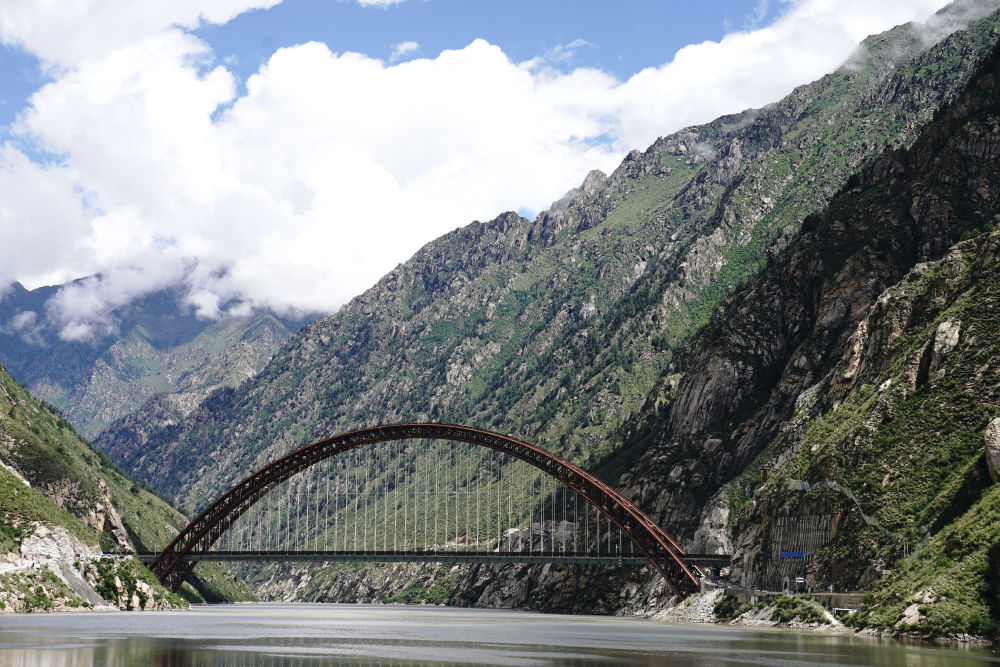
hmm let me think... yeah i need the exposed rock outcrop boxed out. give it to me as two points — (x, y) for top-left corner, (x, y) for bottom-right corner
(986, 418), (1000, 483)
(88, 479), (130, 551)
(19, 524), (100, 563)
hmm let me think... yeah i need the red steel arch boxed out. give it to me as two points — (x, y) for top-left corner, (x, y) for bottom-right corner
(150, 424), (700, 598)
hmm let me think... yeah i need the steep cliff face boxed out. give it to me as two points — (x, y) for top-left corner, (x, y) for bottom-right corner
(613, 34), (1000, 635)
(732, 230), (1000, 635)
(105, 5), (1000, 520)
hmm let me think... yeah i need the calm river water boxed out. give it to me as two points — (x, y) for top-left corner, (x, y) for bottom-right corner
(0, 603), (998, 666)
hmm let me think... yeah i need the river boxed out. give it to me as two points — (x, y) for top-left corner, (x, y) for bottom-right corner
(0, 603), (997, 666)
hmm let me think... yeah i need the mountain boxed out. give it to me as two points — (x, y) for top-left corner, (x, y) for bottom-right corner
(0, 282), (316, 439)
(607, 28), (1000, 635)
(100, 2), (1000, 514)
(0, 364), (254, 609)
(89, 1), (1000, 636)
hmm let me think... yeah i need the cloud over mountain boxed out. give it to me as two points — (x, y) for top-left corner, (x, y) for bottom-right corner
(0, 0), (949, 339)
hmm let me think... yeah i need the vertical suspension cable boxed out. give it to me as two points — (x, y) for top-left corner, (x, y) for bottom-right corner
(507, 459), (512, 552)
(325, 458), (330, 552)
(336, 457), (342, 551)
(382, 449), (392, 551)
(393, 442), (399, 552)
(573, 492), (577, 554)
(434, 442), (439, 549)
(496, 452), (503, 550)
(351, 449), (361, 551)
(364, 446), (370, 551)
(454, 447), (459, 551)
(371, 446), (377, 552)
(554, 486), (559, 554)
(338, 455), (343, 551)
(411, 443), (416, 551)
(485, 450), (491, 550)
(498, 455), (503, 547)
(444, 444), (449, 549)
(422, 442), (428, 549)
(466, 446), (471, 549)
(252, 502), (258, 552)
(530, 471), (535, 554)
(526, 468), (531, 554)
(562, 487), (567, 553)
(540, 476), (545, 553)
(285, 476), (292, 550)
(517, 466), (523, 553)
(475, 447), (480, 548)
(402, 443), (408, 551)
(312, 464), (318, 549)
(304, 470), (311, 551)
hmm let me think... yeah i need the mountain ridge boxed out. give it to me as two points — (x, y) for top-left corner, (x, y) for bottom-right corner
(105, 2), (1000, 513)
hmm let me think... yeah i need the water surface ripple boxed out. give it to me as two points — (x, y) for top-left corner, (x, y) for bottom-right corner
(0, 603), (998, 666)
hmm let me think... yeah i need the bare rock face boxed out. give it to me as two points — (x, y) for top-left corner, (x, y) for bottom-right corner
(19, 523), (100, 562)
(922, 318), (962, 380)
(689, 491), (731, 554)
(986, 418), (1000, 483)
(87, 478), (131, 551)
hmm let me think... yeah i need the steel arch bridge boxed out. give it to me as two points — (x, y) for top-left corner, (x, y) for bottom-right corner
(149, 423), (702, 599)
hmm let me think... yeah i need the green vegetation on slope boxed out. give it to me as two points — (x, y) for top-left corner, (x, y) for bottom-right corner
(0, 466), (95, 553)
(728, 222), (1000, 633)
(113, 7), (1000, 524)
(0, 364), (253, 605)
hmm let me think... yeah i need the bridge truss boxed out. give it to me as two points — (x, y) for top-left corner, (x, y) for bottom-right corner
(149, 424), (701, 598)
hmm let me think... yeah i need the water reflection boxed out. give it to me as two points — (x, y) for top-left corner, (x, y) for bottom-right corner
(0, 604), (997, 667)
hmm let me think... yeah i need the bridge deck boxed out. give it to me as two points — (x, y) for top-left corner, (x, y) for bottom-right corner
(138, 550), (731, 568)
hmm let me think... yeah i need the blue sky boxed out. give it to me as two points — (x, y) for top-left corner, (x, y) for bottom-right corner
(0, 0), (953, 337)
(0, 2), (782, 128)
(194, 1), (782, 84)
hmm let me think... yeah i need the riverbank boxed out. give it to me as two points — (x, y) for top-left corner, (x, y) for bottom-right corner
(0, 555), (186, 613)
(650, 588), (997, 649)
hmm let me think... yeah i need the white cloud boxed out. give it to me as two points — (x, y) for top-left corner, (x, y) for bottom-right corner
(0, 0), (282, 67)
(0, 0), (957, 338)
(358, 0), (406, 6)
(390, 40), (420, 62)
(612, 0), (949, 149)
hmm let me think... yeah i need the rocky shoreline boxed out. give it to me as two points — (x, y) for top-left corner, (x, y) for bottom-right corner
(647, 589), (996, 648)
(0, 523), (185, 613)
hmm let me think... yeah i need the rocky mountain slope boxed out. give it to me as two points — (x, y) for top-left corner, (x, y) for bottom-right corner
(0, 364), (253, 606)
(0, 283), (311, 439)
(80, 2), (1000, 637)
(338, 16), (1000, 632)
(616, 31), (1000, 636)
(101, 3), (1000, 519)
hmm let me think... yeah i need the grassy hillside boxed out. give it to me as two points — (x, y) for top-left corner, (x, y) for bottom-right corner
(0, 364), (253, 604)
(105, 6), (1000, 524)
(643, 36), (1000, 636)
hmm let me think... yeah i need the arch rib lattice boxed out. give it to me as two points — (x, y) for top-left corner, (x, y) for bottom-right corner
(149, 424), (700, 598)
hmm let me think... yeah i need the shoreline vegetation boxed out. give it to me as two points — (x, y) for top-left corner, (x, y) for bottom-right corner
(653, 588), (996, 648)
(0, 553), (187, 613)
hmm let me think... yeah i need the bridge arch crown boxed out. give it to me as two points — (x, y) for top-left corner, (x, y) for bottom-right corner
(150, 423), (700, 598)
